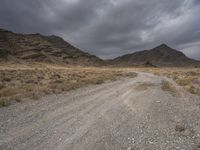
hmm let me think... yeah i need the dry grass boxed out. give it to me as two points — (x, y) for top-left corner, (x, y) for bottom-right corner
(0, 64), (137, 106)
(0, 63), (199, 107)
(0, 99), (10, 107)
(0, 87), (17, 97)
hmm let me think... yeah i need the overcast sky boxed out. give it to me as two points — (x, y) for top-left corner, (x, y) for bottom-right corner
(0, 0), (200, 60)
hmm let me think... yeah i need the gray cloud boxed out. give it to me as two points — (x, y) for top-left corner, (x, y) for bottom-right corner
(0, 0), (199, 60)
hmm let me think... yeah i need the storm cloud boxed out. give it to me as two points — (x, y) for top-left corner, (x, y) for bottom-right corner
(0, 0), (200, 60)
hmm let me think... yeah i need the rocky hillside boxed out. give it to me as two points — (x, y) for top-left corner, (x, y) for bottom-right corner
(0, 28), (103, 66)
(110, 44), (200, 67)
(1, 28), (199, 67)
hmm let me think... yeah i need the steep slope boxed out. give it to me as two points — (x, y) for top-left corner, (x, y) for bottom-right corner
(111, 44), (200, 67)
(0, 28), (103, 66)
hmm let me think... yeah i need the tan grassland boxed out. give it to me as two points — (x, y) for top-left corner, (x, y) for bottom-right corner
(0, 62), (199, 107)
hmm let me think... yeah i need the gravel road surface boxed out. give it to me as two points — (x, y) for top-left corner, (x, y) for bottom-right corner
(0, 72), (200, 150)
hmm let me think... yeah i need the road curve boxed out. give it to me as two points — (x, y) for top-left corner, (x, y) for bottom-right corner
(0, 72), (200, 150)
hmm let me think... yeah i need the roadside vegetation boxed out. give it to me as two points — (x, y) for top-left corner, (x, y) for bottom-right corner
(161, 80), (180, 97)
(0, 62), (199, 107)
(140, 67), (200, 96)
(0, 63), (137, 107)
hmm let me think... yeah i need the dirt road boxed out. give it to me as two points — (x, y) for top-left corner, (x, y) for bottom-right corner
(0, 72), (200, 150)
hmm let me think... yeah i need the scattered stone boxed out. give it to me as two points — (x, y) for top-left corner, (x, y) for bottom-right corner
(149, 141), (154, 144)
(175, 122), (186, 132)
(127, 147), (133, 150)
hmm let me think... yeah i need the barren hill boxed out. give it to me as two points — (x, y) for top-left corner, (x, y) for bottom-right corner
(0, 28), (103, 66)
(110, 44), (200, 67)
(1, 28), (199, 67)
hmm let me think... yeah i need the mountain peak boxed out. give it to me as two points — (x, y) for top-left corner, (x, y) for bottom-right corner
(154, 44), (171, 49)
(112, 44), (200, 67)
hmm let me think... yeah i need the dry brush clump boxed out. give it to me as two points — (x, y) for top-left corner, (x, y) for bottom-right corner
(135, 82), (157, 91)
(161, 80), (180, 97)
